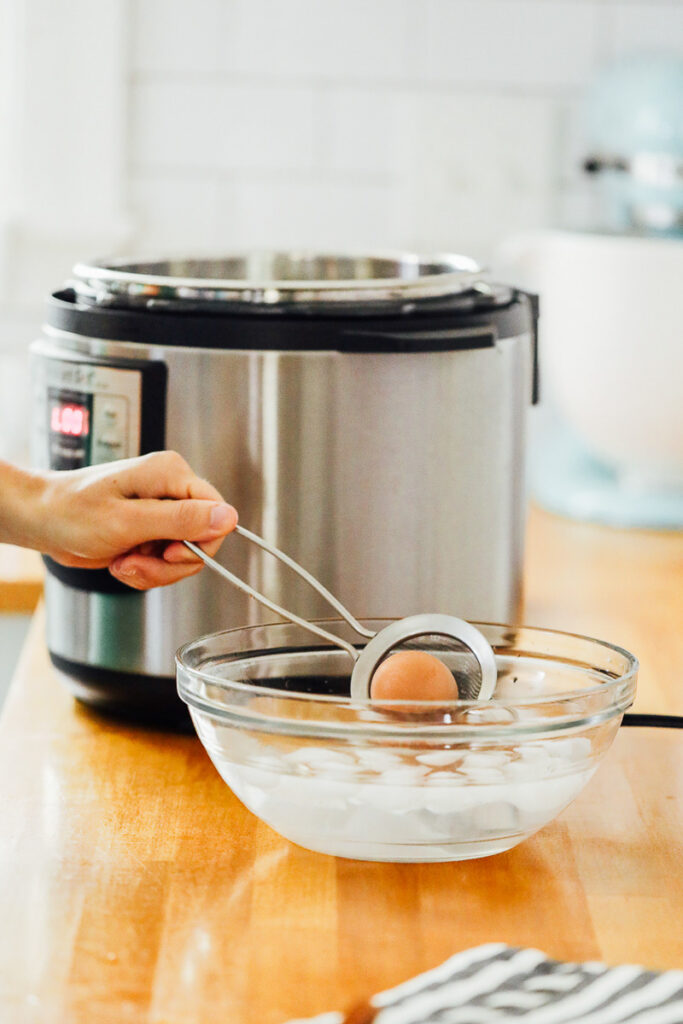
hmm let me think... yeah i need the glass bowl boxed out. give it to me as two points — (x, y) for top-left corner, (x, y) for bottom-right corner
(176, 620), (637, 862)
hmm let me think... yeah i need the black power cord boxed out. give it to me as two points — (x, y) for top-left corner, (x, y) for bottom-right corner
(622, 713), (683, 729)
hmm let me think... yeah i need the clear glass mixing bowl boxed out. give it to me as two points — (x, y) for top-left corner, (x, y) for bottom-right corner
(176, 620), (637, 862)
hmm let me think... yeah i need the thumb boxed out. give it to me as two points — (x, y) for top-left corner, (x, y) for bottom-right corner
(130, 498), (238, 545)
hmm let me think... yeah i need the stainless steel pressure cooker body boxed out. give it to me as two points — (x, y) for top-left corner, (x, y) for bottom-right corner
(31, 252), (539, 726)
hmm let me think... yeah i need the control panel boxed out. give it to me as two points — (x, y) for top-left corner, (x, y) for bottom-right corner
(43, 364), (140, 470)
(31, 345), (166, 472)
(31, 342), (167, 595)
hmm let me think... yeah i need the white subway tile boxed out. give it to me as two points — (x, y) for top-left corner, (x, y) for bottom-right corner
(395, 92), (558, 258)
(419, 0), (600, 88)
(131, 0), (225, 73)
(401, 92), (558, 194)
(218, 178), (404, 250)
(131, 82), (220, 169)
(128, 174), (224, 252)
(219, 0), (413, 79)
(321, 89), (403, 175)
(606, 4), (683, 59)
(130, 82), (315, 171)
(0, 342), (32, 463)
(402, 181), (554, 266)
(18, 1), (126, 234)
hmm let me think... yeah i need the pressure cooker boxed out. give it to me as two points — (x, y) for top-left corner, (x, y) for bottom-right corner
(31, 252), (539, 725)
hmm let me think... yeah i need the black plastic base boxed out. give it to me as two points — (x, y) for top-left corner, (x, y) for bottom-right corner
(49, 653), (683, 737)
(49, 652), (194, 733)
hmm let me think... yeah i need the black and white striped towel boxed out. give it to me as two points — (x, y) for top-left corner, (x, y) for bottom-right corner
(286, 943), (683, 1024)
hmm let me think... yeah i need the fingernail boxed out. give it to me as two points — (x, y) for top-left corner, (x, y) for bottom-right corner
(210, 503), (236, 530)
(112, 559), (137, 578)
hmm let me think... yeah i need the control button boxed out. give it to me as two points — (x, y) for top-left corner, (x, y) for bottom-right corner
(92, 395), (129, 464)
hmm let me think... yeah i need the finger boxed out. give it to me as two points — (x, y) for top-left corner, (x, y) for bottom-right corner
(109, 554), (204, 590)
(121, 498), (238, 548)
(162, 534), (227, 564)
(116, 451), (224, 503)
(109, 540), (166, 562)
(138, 540), (160, 557)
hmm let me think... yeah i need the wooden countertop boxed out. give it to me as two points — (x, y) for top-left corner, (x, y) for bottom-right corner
(0, 544), (43, 613)
(0, 507), (682, 1023)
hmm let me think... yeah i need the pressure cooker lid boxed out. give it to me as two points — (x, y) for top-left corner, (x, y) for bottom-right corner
(71, 251), (484, 308)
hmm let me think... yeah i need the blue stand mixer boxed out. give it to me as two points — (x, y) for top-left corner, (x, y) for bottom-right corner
(531, 52), (683, 530)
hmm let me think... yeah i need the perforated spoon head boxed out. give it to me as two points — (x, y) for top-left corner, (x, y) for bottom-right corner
(349, 615), (498, 704)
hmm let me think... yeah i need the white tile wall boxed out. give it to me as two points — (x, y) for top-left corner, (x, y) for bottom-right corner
(4, 0), (683, 307)
(131, 0), (225, 74)
(320, 89), (401, 177)
(129, 174), (224, 251)
(0, 313), (35, 466)
(131, 81), (317, 172)
(124, 0), (683, 263)
(392, 91), (559, 258)
(216, 0), (416, 81)
(220, 176), (402, 251)
(419, 0), (601, 89)
(606, 3), (683, 59)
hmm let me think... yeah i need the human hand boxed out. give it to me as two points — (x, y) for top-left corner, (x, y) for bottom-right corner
(19, 451), (237, 590)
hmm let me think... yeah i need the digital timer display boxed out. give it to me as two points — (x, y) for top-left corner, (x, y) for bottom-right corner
(50, 402), (90, 438)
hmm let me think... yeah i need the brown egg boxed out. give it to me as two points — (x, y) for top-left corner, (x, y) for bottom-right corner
(370, 650), (459, 703)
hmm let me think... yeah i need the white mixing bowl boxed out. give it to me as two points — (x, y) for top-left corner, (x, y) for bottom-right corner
(498, 229), (683, 494)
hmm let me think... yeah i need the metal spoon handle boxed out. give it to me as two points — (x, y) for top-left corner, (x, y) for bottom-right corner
(183, 539), (360, 662)
(233, 525), (374, 640)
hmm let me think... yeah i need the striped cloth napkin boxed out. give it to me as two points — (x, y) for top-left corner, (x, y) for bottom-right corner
(286, 943), (683, 1024)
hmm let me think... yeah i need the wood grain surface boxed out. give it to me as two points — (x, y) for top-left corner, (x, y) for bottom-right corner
(0, 544), (43, 613)
(0, 507), (681, 1024)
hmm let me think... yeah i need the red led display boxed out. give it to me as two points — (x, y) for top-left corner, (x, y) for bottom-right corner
(50, 403), (90, 438)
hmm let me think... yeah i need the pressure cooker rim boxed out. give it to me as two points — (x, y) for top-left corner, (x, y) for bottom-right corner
(71, 249), (484, 306)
